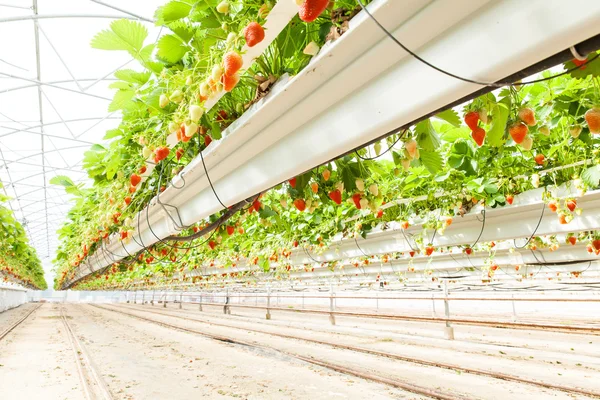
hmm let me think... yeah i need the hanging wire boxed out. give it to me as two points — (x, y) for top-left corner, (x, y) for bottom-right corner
(355, 0), (600, 88)
(469, 208), (486, 248)
(199, 146), (227, 210)
(513, 202), (546, 249)
(355, 130), (407, 160)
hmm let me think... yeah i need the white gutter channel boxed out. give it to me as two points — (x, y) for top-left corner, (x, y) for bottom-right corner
(74, 0), (600, 287)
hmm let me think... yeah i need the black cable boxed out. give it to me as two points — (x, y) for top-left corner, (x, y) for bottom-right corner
(470, 208), (486, 248)
(356, 0), (599, 88)
(199, 147), (227, 210)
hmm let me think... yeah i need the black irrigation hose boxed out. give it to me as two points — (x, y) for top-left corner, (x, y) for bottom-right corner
(355, 130), (407, 161)
(469, 208), (486, 249)
(356, 0), (600, 88)
(513, 202), (546, 249)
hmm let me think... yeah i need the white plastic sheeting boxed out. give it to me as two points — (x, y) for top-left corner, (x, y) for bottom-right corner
(0, 286), (28, 312)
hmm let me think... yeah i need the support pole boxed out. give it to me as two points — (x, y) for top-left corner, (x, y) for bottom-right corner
(266, 286), (271, 320)
(512, 294), (517, 322)
(224, 287), (231, 315)
(151, 290), (154, 306)
(443, 281), (454, 340)
(142, 291), (145, 305)
(163, 291), (167, 308)
(199, 292), (203, 311)
(431, 294), (436, 317)
(179, 291), (183, 309)
(133, 291), (137, 304)
(329, 283), (336, 326)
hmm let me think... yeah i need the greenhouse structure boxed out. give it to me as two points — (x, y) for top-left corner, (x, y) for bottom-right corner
(1, 0), (600, 398)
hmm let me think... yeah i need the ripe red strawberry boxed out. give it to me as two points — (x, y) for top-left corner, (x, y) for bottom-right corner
(376, 209), (384, 218)
(401, 221), (409, 229)
(464, 247), (473, 255)
(289, 177), (297, 188)
(425, 245), (434, 256)
(124, 196), (132, 206)
(548, 201), (558, 213)
(328, 189), (342, 205)
(293, 198), (306, 211)
(221, 72), (240, 92)
(226, 226), (235, 236)
(490, 264), (498, 271)
(464, 111), (479, 130)
(298, 0), (329, 23)
(120, 231), (128, 240)
(243, 22), (265, 47)
(293, 240), (299, 248)
(506, 194), (514, 205)
(176, 148), (184, 161)
(445, 217), (453, 226)
(471, 127), (485, 146)
(567, 236), (577, 246)
(208, 241), (216, 250)
(154, 146), (170, 162)
(534, 154), (545, 165)
(252, 199), (262, 212)
(572, 58), (587, 70)
(130, 173), (141, 187)
(223, 51), (243, 76)
(139, 165), (147, 174)
(593, 239), (600, 251)
(509, 122), (528, 144)
(204, 135), (212, 147)
(146, 256), (154, 263)
(518, 108), (536, 126)
(409, 251), (415, 258)
(352, 193), (362, 209)
(585, 108), (600, 134)
(216, 110), (228, 122)
(566, 199), (577, 212)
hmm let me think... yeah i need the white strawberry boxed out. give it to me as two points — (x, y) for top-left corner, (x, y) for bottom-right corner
(359, 198), (369, 209)
(401, 158), (411, 171)
(374, 141), (382, 156)
(211, 65), (223, 82)
(200, 82), (211, 98)
(159, 94), (169, 108)
(355, 179), (365, 192)
(168, 121), (180, 133)
(189, 105), (203, 122)
(368, 184), (378, 196)
(169, 89), (183, 103)
(185, 122), (198, 138)
(569, 125), (582, 138)
(520, 135), (533, 150)
(405, 139), (418, 159)
(303, 41), (320, 56)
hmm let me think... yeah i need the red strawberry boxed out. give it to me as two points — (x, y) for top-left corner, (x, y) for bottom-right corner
(518, 108), (536, 126)
(572, 58), (587, 70)
(293, 198), (306, 211)
(471, 127), (485, 146)
(310, 182), (319, 193)
(558, 213), (568, 224)
(352, 193), (362, 209)
(585, 108), (600, 134)
(464, 247), (473, 255)
(409, 251), (415, 257)
(154, 146), (170, 162)
(252, 199), (262, 212)
(130, 173), (141, 187)
(124, 196), (132, 206)
(243, 22), (265, 47)
(401, 221), (409, 229)
(445, 217), (453, 226)
(221, 72), (240, 92)
(548, 201), (558, 213)
(425, 245), (434, 256)
(223, 51), (243, 76)
(289, 177), (297, 188)
(293, 240), (299, 248)
(146, 256), (154, 263)
(567, 236), (577, 246)
(208, 241), (216, 250)
(328, 189), (342, 205)
(176, 148), (184, 161)
(120, 231), (128, 240)
(298, 0), (329, 23)
(593, 239), (600, 251)
(506, 195), (514, 205)
(566, 199), (577, 212)
(376, 209), (384, 218)
(490, 264), (498, 271)
(509, 122), (528, 144)
(216, 110), (228, 122)
(534, 154), (545, 165)
(226, 226), (235, 236)
(464, 111), (479, 130)
(139, 165), (147, 174)
(129, 186), (136, 194)
(204, 135), (212, 147)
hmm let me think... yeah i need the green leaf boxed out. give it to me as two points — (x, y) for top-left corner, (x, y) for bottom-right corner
(415, 120), (441, 151)
(103, 128), (123, 140)
(114, 69), (151, 84)
(156, 34), (188, 63)
(91, 19), (148, 59)
(50, 175), (76, 188)
(487, 97), (511, 147)
(435, 109), (461, 127)
(155, 1), (192, 24)
(108, 89), (135, 112)
(440, 126), (470, 142)
(420, 150), (443, 175)
(582, 165), (600, 187)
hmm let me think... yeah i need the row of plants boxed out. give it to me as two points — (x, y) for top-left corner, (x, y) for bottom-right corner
(53, 0), (600, 290)
(0, 185), (47, 289)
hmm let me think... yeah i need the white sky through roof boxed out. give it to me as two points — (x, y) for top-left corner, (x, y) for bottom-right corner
(0, 0), (164, 282)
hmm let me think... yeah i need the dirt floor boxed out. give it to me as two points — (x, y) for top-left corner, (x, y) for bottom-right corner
(1, 301), (599, 399)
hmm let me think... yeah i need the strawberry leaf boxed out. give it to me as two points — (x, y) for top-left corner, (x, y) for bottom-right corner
(420, 149), (443, 175)
(91, 19), (148, 59)
(582, 165), (600, 187)
(415, 120), (441, 151)
(155, 1), (192, 24)
(487, 96), (510, 147)
(156, 34), (188, 64)
(435, 109), (461, 127)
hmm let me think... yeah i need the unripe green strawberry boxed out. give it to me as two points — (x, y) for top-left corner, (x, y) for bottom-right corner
(303, 41), (320, 56)
(189, 105), (203, 122)
(216, 1), (229, 14)
(159, 94), (169, 108)
(168, 121), (180, 133)
(184, 122), (198, 138)
(169, 89), (183, 103)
